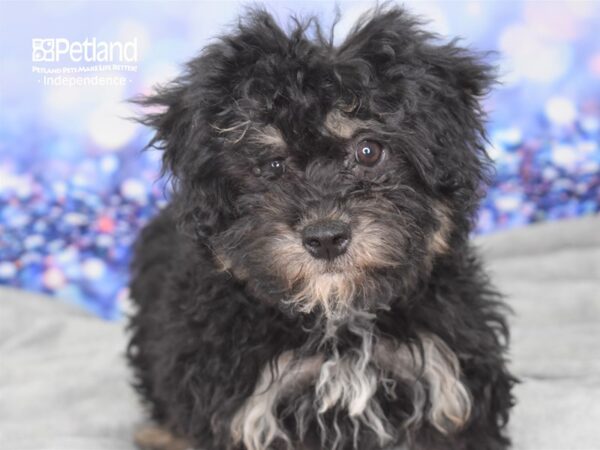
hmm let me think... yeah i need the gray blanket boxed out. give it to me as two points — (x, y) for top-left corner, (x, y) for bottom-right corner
(1, 216), (599, 450)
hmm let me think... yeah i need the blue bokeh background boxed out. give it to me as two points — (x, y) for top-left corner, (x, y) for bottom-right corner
(1, 1), (599, 319)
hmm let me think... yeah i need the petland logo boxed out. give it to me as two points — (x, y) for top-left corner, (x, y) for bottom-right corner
(31, 37), (139, 87)
(32, 38), (138, 63)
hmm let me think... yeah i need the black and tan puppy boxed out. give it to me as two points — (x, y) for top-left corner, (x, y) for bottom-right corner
(128, 6), (515, 450)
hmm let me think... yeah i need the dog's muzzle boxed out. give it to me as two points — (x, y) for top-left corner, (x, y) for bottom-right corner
(301, 220), (351, 260)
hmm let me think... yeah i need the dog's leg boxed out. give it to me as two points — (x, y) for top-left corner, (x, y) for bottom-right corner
(134, 424), (193, 450)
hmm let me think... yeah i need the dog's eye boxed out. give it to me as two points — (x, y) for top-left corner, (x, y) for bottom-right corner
(355, 140), (384, 167)
(268, 158), (285, 178)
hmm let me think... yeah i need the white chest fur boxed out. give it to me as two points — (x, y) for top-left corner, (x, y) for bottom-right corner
(231, 329), (471, 450)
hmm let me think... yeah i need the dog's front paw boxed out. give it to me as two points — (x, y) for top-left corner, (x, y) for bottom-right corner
(134, 424), (194, 450)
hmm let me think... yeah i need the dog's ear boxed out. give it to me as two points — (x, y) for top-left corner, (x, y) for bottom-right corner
(135, 10), (296, 240)
(135, 46), (237, 240)
(337, 7), (495, 210)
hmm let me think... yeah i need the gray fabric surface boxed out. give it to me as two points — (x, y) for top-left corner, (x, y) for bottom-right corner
(1, 215), (599, 450)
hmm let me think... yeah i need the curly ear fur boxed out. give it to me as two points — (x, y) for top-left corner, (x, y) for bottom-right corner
(134, 49), (235, 239)
(336, 7), (495, 221)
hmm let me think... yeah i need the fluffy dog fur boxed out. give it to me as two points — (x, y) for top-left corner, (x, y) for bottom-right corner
(128, 6), (515, 450)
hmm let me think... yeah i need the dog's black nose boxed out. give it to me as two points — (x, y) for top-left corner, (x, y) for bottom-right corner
(302, 220), (351, 260)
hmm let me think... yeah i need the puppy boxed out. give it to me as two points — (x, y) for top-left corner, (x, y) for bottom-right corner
(128, 7), (515, 450)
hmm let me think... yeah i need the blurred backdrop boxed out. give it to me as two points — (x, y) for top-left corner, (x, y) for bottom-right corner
(0, 0), (599, 319)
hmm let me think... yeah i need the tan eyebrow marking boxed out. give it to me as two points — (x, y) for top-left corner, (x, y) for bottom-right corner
(248, 124), (286, 148)
(210, 121), (286, 148)
(324, 109), (379, 139)
(210, 120), (252, 144)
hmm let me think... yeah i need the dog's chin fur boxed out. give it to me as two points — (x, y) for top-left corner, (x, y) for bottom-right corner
(128, 6), (515, 450)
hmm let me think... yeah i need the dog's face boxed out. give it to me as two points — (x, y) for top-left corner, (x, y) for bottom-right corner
(141, 9), (493, 318)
